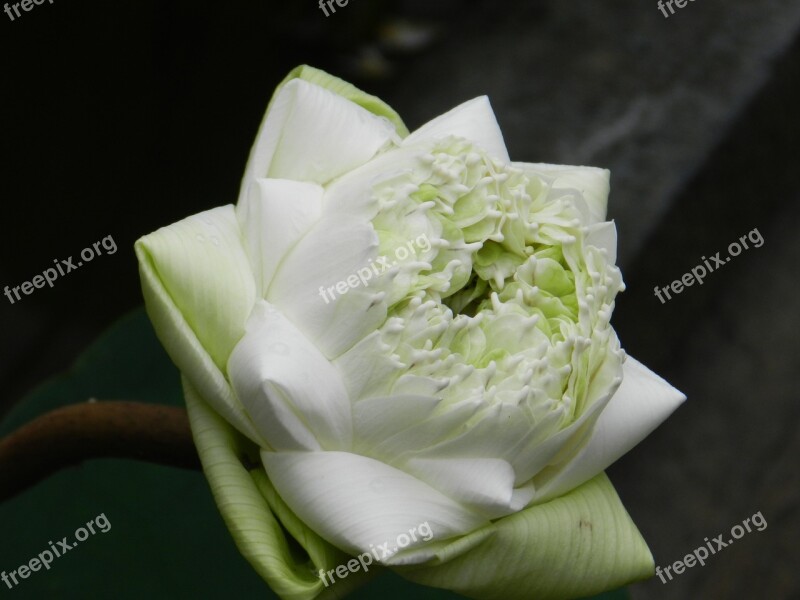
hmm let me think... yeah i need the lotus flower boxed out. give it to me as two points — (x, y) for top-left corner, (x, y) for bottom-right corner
(135, 66), (685, 600)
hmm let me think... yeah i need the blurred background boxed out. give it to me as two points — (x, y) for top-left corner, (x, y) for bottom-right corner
(1, 1), (798, 598)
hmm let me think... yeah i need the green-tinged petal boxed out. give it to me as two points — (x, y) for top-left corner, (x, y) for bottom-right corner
(184, 378), (370, 600)
(135, 206), (260, 442)
(250, 469), (381, 600)
(404, 97), (510, 163)
(240, 78), (398, 192)
(397, 473), (654, 600)
(240, 62), (412, 202)
(228, 300), (353, 452)
(237, 178), (324, 297)
(276, 65), (409, 138)
(533, 356), (686, 502)
(261, 450), (488, 562)
(515, 162), (611, 224)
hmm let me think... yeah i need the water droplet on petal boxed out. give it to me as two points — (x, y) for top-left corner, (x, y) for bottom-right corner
(267, 342), (290, 356)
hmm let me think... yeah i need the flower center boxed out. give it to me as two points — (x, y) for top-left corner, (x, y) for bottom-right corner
(359, 137), (624, 431)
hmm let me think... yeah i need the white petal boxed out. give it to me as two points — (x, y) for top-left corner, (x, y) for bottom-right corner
(414, 402), (534, 465)
(534, 356), (686, 502)
(334, 331), (403, 400)
(404, 457), (523, 519)
(321, 145), (421, 220)
(236, 178), (323, 296)
(403, 96), (510, 162)
(585, 221), (618, 265)
(353, 395), (442, 454)
(515, 162), (610, 224)
(239, 79), (397, 195)
(261, 450), (487, 562)
(511, 403), (602, 485)
(391, 373), (457, 397)
(369, 398), (484, 462)
(266, 216), (389, 358)
(227, 300), (352, 451)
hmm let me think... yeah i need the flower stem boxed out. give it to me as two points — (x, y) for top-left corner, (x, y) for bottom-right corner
(0, 401), (201, 502)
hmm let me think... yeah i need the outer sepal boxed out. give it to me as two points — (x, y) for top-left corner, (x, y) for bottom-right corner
(397, 473), (654, 600)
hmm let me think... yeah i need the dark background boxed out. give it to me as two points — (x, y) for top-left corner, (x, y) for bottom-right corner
(1, 1), (798, 598)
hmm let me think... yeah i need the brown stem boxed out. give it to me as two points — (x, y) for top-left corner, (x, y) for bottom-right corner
(0, 401), (201, 502)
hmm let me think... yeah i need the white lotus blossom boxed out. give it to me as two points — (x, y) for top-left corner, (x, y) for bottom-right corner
(136, 66), (685, 600)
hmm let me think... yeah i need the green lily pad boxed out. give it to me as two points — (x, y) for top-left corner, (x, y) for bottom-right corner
(0, 308), (629, 600)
